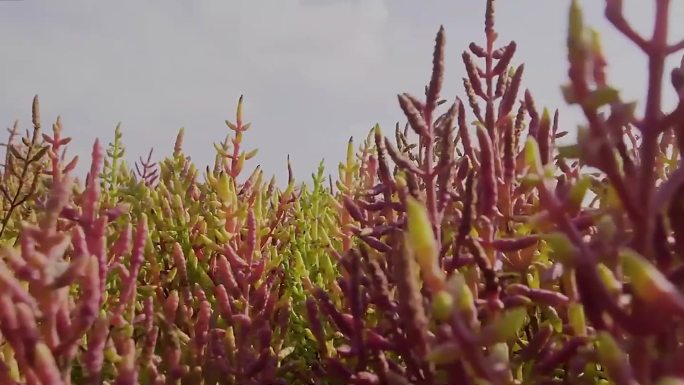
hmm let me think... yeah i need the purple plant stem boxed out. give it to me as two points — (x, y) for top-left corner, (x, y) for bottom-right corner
(632, 0), (670, 260)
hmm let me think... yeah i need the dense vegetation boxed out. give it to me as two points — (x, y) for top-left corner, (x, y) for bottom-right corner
(2, 1), (684, 384)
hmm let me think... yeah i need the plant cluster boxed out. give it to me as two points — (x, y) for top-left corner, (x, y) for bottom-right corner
(2, 1), (684, 384)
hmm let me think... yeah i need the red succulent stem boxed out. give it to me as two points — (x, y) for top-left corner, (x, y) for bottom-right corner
(421, 106), (439, 242)
(566, 5), (643, 227)
(667, 38), (684, 54)
(485, 26), (505, 183)
(538, 181), (651, 337)
(605, 1), (650, 53)
(634, 0), (670, 259)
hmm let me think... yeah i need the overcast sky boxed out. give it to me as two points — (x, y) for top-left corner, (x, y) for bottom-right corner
(2, 0), (683, 184)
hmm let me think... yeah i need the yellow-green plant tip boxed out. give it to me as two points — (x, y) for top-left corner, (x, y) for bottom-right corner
(245, 148), (258, 160)
(406, 197), (435, 256)
(104, 346), (122, 363)
(599, 184), (622, 210)
(542, 232), (576, 266)
(524, 137), (543, 174)
(373, 123), (382, 137)
(236, 95), (244, 120)
(217, 173), (231, 202)
(596, 331), (624, 368)
(542, 164), (556, 180)
(346, 137), (355, 166)
(490, 307), (528, 343)
(569, 0), (584, 42)
(619, 247), (684, 311)
(395, 174), (407, 188)
(596, 263), (621, 294)
(521, 173), (543, 189)
(432, 290), (454, 322)
(426, 342), (461, 365)
(541, 107), (551, 124)
(542, 306), (563, 332)
(568, 302), (587, 336)
(446, 273), (475, 314)
(490, 342), (510, 365)
(172, 193), (183, 208)
(197, 234), (212, 246)
(569, 176), (591, 208)
(406, 197), (445, 290)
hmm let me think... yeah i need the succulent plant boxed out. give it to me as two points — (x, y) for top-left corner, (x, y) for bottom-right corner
(3, 1), (684, 384)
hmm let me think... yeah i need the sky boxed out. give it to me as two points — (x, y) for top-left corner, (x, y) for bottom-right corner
(1, 0), (683, 185)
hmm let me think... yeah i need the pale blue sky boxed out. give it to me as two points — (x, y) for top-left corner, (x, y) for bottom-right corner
(1, 0), (683, 183)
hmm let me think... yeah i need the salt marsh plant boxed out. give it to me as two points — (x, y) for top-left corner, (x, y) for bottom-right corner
(2, 0), (684, 384)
